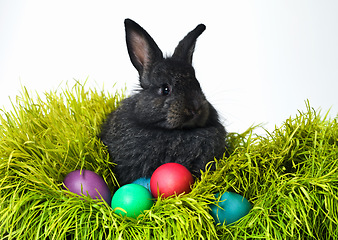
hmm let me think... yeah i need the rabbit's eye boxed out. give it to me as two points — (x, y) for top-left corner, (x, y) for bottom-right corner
(160, 84), (171, 96)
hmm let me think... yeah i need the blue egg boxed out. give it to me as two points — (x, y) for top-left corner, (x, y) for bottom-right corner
(132, 177), (151, 192)
(210, 192), (251, 225)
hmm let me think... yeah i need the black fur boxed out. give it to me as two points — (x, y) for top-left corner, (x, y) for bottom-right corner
(100, 19), (227, 185)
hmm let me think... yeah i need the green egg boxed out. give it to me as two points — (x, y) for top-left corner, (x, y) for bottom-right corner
(111, 184), (153, 219)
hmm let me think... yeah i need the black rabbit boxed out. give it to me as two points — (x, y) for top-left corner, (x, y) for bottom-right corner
(100, 19), (227, 185)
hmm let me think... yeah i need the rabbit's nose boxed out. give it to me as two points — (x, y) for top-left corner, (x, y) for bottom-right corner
(186, 106), (199, 117)
(187, 99), (200, 113)
(192, 99), (201, 110)
(182, 103), (209, 128)
(187, 104), (204, 119)
(184, 106), (199, 121)
(190, 109), (197, 116)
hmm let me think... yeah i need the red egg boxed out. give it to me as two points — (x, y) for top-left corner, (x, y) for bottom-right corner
(150, 163), (194, 198)
(63, 169), (111, 205)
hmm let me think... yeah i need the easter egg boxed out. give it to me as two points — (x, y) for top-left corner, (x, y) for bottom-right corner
(111, 184), (153, 218)
(63, 169), (112, 205)
(150, 163), (194, 198)
(210, 192), (251, 225)
(132, 177), (151, 192)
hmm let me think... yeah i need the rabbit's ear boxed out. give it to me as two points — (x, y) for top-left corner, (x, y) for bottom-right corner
(172, 24), (206, 64)
(125, 19), (163, 80)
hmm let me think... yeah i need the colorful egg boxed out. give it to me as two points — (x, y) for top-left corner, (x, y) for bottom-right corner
(210, 192), (251, 225)
(111, 184), (153, 218)
(63, 169), (111, 205)
(150, 163), (194, 198)
(132, 177), (151, 192)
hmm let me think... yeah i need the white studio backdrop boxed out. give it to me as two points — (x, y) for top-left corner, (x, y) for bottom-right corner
(1, 1), (338, 135)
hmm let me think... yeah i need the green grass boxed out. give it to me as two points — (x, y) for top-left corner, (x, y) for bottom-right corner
(0, 82), (337, 239)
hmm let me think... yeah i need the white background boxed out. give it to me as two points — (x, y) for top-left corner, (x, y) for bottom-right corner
(1, 1), (338, 135)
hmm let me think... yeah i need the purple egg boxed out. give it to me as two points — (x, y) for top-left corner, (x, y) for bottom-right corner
(63, 169), (111, 205)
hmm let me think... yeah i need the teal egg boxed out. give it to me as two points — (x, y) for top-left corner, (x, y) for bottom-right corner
(210, 192), (251, 225)
(132, 177), (151, 192)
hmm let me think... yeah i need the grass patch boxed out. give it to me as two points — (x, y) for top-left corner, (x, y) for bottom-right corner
(0, 82), (337, 239)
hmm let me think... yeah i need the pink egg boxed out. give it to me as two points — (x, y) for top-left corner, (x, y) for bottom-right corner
(63, 169), (111, 205)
